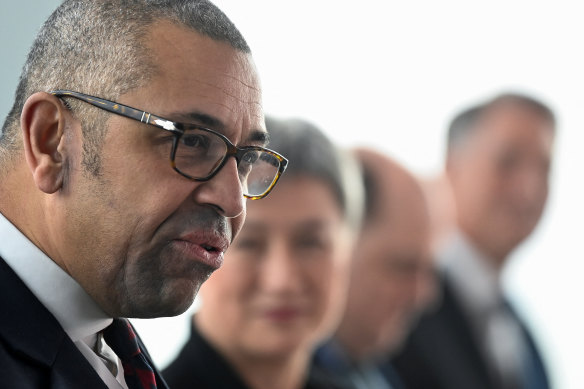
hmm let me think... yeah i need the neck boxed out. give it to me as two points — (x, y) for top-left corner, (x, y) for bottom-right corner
(195, 313), (312, 389)
(0, 170), (38, 237)
(460, 229), (510, 272)
(229, 348), (309, 389)
(0, 169), (61, 266)
(334, 317), (373, 363)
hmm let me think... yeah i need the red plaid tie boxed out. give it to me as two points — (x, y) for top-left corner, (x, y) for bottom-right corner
(103, 318), (158, 389)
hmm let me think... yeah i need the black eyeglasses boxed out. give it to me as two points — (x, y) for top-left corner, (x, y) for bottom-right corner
(51, 90), (288, 200)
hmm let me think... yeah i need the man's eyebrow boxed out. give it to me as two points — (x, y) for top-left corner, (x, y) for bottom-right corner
(169, 111), (225, 130)
(168, 111), (269, 146)
(247, 130), (270, 146)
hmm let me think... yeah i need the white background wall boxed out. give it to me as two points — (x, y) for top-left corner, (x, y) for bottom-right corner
(2, 2), (582, 388)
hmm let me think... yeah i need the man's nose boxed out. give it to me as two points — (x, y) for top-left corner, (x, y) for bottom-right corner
(193, 157), (245, 218)
(259, 242), (303, 294)
(513, 167), (548, 206)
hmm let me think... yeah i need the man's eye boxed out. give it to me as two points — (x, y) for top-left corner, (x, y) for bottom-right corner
(234, 237), (264, 252)
(295, 236), (327, 250)
(242, 151), (260, 164)
(181, 134), (210, 149)
(237, 151), (260, 177)
(238, 163), (253, 179)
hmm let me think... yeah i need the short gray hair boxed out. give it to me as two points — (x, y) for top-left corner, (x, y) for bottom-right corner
(1, 0), (249, 174)
(265, 116), (364, 230)
(447, 92), (556, 155)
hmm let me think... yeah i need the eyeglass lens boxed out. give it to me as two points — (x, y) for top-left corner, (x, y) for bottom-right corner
(174, 129), (281, 197)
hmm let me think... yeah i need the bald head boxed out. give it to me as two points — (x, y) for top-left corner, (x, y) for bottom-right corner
(335, 148), (435, 362)
(357, 148), (428, 231)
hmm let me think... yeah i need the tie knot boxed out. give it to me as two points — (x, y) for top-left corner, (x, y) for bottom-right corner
(101, 318), (158, 389)
(103, 318), (141, 360)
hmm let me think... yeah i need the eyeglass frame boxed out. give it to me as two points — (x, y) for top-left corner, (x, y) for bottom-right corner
(50, 89), (288, 200)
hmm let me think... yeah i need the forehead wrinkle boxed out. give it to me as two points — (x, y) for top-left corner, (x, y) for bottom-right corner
(219, 70), (261, 92)
(212, 101), (267, 145)
(191, 75), (261, 105)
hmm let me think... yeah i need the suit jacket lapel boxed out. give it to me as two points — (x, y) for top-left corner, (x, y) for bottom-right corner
(505, 301), (551, 389)
(0, 256), (108, 388)
(418, 279), (495, 389)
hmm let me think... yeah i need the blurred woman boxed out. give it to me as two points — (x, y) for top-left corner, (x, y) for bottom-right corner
(163, 116), (363, 389)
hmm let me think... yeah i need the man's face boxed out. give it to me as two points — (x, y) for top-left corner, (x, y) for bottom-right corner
(196, 177), (352, 359)
(55, 21), (265, 318)
(339, 186), (434, 360)
(448, 104), (554, 263)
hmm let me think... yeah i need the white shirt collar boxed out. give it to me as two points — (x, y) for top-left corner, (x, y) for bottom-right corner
(438, 229), (502, 315)
(0, 212), (112, 342)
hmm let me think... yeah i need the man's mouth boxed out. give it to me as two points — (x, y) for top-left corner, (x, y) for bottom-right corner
(202, 244), (217, 252)
(174, 231), (229, 270)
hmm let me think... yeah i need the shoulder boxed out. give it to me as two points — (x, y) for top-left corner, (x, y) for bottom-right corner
(0, 257), (107, 388)
(163, 320), (251, 389)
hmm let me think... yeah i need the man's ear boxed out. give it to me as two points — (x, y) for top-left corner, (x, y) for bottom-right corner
(21, 92), (72, 194)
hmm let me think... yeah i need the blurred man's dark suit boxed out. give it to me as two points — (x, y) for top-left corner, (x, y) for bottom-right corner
(392, 277), (550, 389)
(311, 339), (406, 389)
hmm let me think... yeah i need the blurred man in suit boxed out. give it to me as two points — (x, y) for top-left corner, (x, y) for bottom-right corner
(393, 93), (555, 389)
(0, 1), (287, 388)
(314, 148), (435, 389)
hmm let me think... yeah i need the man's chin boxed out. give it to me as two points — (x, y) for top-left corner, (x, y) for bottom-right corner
(125, 296), (195, 319)
(122, 279), (206, 318)
(138, 260), (217, 315)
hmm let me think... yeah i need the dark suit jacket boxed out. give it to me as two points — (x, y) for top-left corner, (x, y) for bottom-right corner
(163, 320), (344, 389)
(312, 340), (406, 389)
(391, 278), (550, 389)
(0, 256), (167, 389)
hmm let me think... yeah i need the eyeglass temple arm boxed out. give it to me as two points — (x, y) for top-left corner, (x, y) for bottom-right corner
(51, 90), (181, 134)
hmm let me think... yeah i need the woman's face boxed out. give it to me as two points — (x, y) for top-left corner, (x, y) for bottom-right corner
(196, 176), (353, 358)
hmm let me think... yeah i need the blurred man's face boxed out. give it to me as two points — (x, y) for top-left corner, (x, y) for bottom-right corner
(343, 219), (434, 360)
(336, 168), (435, 360)
(448, 103), (554, 264)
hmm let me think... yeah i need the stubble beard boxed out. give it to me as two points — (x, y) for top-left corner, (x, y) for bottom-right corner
(113, 246), (216, 319)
